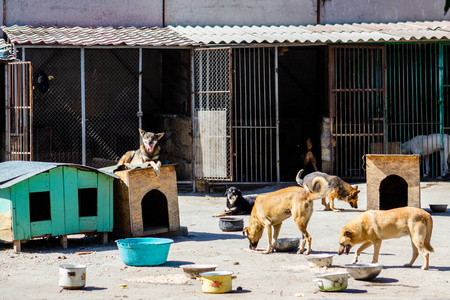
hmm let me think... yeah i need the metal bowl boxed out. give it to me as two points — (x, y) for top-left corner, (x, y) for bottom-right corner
(274, 237), (300, 252)
(429, 204), (448, 213)
(305, 254), (334, 267)
(180, 264), (218, 279)
(345, 263), (383, 281)
(219, 217), (244, 232)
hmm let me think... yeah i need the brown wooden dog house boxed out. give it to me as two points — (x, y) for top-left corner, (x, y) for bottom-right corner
(112, 164), (181, 237)
(365, 154), (421, 210)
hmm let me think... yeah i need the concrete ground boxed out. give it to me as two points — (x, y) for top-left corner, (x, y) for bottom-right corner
(0, 181), (449, 299)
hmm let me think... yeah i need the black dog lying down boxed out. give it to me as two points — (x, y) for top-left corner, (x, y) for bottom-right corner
(213, 187), (257, 217)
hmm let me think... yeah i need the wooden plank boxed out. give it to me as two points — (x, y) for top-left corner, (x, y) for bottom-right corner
(11, 180), (31, 240)
(63, 167), (80, 234)
(78, 170), (98, 189)
(28, 172), (50, 193)
(0, 198), (13, 241)
(30, 220), (52, 236)
(97, 174), (108, 232)
(109, 178), (114, 231)
(49, 167), (65, 236)
(79, 216), (97, 231)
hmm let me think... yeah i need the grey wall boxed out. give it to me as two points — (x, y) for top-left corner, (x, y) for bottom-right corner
(2, 0), (163, 27)
(321, 0), (450, 24)
(164, 0), (317, 26)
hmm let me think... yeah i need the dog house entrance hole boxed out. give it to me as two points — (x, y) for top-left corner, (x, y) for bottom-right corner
(380, 175), (408, 210)
(142, 190), (169, 231)
(78, 188), (98, 217)
(30, 191), (51, 222)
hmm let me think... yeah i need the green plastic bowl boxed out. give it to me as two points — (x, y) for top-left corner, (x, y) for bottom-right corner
(116, 238), (173, 266)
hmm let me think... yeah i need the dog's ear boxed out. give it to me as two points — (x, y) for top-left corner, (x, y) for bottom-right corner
(343, 229), (353, 238)
(156, 133), (165, 140)
(243, 227), (248, 236)
(139, 128), (146, 137)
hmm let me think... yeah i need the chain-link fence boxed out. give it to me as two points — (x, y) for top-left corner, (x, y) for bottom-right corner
(193, 48), (232, 181)
(26, 48), (139, 167)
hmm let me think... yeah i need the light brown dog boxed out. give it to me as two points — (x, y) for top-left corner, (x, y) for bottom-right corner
(296, 169), (360, 212)
(338, 207), (434, 270)
(243, 177), (327, 255)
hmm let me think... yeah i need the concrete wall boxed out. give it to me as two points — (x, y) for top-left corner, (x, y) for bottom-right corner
(164, 0), (317, 26)
(321, 0), (450, 24)
(2, 0), (163, 27)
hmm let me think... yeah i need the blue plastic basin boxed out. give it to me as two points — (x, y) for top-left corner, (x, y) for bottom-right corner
(116, 238), (174, 266)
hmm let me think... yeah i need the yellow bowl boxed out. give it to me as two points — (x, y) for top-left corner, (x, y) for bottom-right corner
(197, 271), (237, 293)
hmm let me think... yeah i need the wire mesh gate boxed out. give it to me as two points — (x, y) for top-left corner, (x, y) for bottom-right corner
(193, 48), (232, 181)
(24, 48), (139, 167)
(5, 62), (33, 161)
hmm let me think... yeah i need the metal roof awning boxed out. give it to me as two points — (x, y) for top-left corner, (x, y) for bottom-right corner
(169, 20), (450, 45)
(0, 161), (118, 189)
(1, 25), (199, 47)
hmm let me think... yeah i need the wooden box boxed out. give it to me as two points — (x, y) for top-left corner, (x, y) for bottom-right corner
(113, 164), (180, 237)
(366, 154), (420, 210)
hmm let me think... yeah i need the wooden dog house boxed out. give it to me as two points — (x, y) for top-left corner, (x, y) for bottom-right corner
(366, 154), (420, 210)
(113, 164), (181, 237)
(0, 161), (117, 252)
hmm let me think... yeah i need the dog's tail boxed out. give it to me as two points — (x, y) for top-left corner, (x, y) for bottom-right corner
(307, 177), (328, 200)
(306, 138), (313, 151)
(296, 169), (304, 187)
(424, 214), (434, 252)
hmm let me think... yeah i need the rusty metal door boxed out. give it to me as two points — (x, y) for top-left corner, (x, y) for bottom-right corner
(329, 46), (385, 180)
(5, 62), (33, 161)
(192, 48), (232, 181)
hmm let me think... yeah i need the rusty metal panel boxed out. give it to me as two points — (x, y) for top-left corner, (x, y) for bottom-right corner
(5, 62), (33, 161)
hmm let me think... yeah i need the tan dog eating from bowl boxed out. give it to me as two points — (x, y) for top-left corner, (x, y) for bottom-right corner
(243, 177), (327, 254)
(338, 207), (434, 270)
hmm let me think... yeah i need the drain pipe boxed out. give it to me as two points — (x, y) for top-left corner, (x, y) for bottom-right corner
(317, 0), (321, 24)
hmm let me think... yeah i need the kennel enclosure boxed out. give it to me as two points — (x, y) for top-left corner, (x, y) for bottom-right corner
(0, 161), (116, 252)
(112, 164), (181, 237)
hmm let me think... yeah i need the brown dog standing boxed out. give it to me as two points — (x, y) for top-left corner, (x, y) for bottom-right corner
(243, 176), (327, 255)
(338, 207), (434, 270)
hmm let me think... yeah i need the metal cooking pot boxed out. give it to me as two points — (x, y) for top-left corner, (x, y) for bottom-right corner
(196, 271), (237, 293)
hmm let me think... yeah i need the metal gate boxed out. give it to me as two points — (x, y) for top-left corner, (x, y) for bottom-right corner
(193, 48), (232, 181)
(5, 62), (33, 161)
(329, 45), (385, 180)
(232, 47), (277, 182)
(24, 48), (139, 167)
(386, 43), (446, 178)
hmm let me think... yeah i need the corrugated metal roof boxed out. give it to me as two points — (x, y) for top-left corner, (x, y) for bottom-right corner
(4, 21), (450, 48)
(0, 161), (118, 189)
(1, 25), (199, 47)
(169, 20), (450, 45)
(0, 38), (14, 61)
